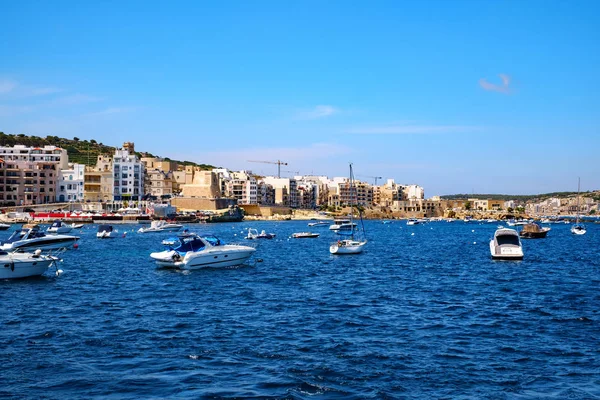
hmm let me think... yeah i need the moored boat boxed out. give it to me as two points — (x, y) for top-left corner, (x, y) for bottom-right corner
(490, 228), (523, 260)
(97, 224), (120, 239)
(138, 220), (183, 233)
(330, 164), (367, 255)
(291, 232), (320, 238)
(0, 224), (79, 252)
(150, 233), (256, 269)
(46, 220), (73, 234)
(519, 223), (550, 239)
(0, 249), (61, 279)
(246, 229), (276, 239)
(308, 221), (331, 227)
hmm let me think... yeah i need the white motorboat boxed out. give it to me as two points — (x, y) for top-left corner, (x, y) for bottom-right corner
(406, 218), (420, 226)
(0, 224), (79, 252)
(97, 224), (120, 238)
(329, 218), (357, 231)
(46, 220), (73, 234)
(571, 178), (587, 235)
(330, 164), (367, 255)
(70, 223), (84, 229)
(307, 221), (331, 227)
(246, 229), (276, 239)
(150, 234), (256, 269)
(489, 228), (523, 260)
(138, 220), (183, 233)
(0, 249), (60, 279)
(291, 232), (320, 238)
(0, 223), (10, 231)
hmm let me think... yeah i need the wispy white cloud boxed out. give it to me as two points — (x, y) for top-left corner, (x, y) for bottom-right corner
(479, 73), (512, 94)
(25, 86), (63, 96)
(296, 105), (339, 120)
(346, 124), (482, 134)
(0, 105), (35, 117)
(0, 80), (18, 94)
(83, 107), (139, 117)
(50, 93), (104, 106)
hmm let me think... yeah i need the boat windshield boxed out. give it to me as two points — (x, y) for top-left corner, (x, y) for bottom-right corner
(203, 235), (222, 246)
(50, 220), (62, 227)
(5, 228), (44, 243)
(98, 225), (113, 232)
(497, 234), (520, 246)
(174, 236), (206, 252)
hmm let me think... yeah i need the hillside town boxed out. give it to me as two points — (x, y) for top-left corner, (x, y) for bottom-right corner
(0, 141), (598, 219)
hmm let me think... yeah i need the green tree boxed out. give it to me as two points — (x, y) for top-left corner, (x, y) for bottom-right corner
(464, 201), (472, 210)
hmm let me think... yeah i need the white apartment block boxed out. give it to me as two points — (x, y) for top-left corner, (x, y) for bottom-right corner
(112, 147), (144, 201)
(57, 163), (85, 202)
(228, 171), (257, 204)
(404, 184), (424, 200)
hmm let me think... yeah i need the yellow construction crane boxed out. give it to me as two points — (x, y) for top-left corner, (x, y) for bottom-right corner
(247, 160), (288, 178)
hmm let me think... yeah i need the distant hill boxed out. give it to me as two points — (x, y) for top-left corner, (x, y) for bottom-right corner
(440, 192), (597, 202)
(0, 132), (215, 170)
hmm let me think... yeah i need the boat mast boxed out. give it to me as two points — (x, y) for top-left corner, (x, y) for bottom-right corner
(575, 177), (581, 224)
(349, 163), (354, 241)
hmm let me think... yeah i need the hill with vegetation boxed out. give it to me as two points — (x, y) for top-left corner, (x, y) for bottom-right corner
(441, 191), (599, 202)
(0, 132), (214, 169)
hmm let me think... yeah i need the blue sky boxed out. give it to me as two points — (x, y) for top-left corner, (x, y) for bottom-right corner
(1, 0), (598, 195)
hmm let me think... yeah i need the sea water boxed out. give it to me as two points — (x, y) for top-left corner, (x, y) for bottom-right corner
(1, 221), (599, 399)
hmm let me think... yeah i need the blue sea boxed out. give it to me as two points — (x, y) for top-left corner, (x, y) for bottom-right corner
(1, 220), (599, 399)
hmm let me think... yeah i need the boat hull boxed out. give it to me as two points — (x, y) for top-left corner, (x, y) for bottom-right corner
(330, 240), (366, 255)
(0, 237), (78, 252)
(0, 256), (54, 279)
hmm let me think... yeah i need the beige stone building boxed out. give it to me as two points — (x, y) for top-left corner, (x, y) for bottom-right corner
(180, 171), (221, 198)
(141, 157), (177, 198)
(84, 155), (114, 203)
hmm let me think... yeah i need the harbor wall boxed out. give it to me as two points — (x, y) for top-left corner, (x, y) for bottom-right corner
(170, 197), (237, 211)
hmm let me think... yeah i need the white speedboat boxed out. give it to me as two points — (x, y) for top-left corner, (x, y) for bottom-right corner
(97, 224), (119, 238)
(406, 218), (420, 226)
(329, 218), (357, 231)
(307, 221), (331, 227)
(138, 220), (183, 233)
(46, 220), (73, 234)
(291, 232), (320, 238)
(0, 225), (79, 252)
(0, 249), (60, 279)
(70, 223), (84, 229)
(150, 234), (256, 269)
(246, 229), (276, 239)
(490, 228), (523, 260)
(571, 224), (586, 235)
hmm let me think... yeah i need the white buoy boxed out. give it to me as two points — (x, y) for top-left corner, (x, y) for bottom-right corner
(472, 229), (475, 232)
(473, 242), (477, 244)
(411, 233), (415, 236)
(56, 269), (64, 276)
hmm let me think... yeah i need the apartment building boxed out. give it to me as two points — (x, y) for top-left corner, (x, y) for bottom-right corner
(84, 155), (114, 203)
(0, 145), (68, 205)
(261, 177), (298, 207)
(113, 144), (144, 201)
(57, 163), (85, 202)
(226, 171), (257, 204)
(338, 180), (373, 206)
(141, 157), (177, 199)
